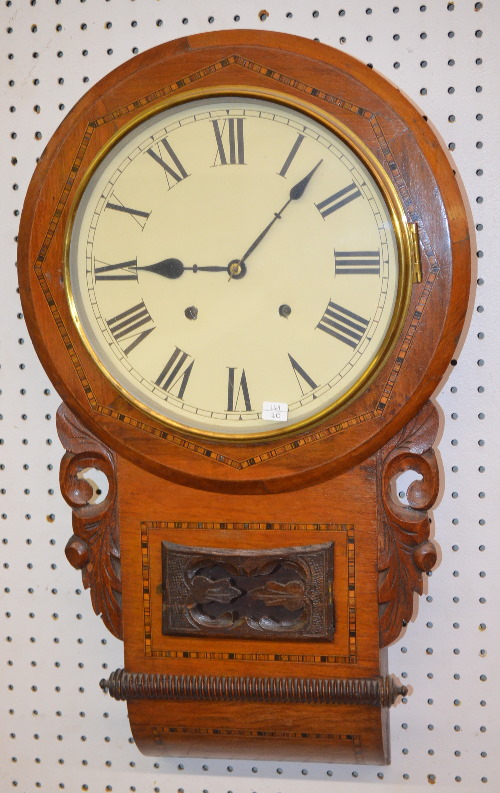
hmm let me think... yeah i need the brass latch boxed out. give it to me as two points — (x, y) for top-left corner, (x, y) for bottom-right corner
(409, 222), (422, 283)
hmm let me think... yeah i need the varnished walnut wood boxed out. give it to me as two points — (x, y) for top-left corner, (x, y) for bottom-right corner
(57, 403), (123, 640)
(378, 400), (439, 647)
(53, 400), (436, 760)
(17, 30), (472, 763)
(161, 540), (334, 640)
(65, 535), (90, 569)
(116, 441), (417, 761)
(101, 669), (406, 708)
(18, 29), (471, 494)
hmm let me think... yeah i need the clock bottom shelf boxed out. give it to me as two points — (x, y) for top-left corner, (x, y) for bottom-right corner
(124, 690), (392, 763)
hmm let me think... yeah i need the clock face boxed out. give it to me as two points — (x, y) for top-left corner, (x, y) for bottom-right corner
(67, 91), (410, 439)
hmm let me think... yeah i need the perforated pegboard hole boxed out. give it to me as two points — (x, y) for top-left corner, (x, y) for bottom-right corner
(77, 467), (109, 504)
(395, 469), (423, 505)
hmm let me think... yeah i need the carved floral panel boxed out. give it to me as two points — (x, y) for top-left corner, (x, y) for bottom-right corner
(162, 541), (335, 640)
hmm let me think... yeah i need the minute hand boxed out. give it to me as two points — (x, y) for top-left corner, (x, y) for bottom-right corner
(238, 160), (323, 266)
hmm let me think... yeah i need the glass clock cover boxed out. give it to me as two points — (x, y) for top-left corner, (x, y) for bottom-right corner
(67, 93), (410, 439)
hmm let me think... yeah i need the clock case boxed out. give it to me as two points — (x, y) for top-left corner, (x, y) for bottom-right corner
(18, 30), (470, 764)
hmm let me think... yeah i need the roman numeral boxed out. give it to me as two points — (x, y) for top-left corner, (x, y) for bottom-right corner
(316, 182), (361, 218)
(106, 301), (155, 355)
(106, 196), (150, 229)
(94, 258), (138, 281)
(288, 354), (318, 396)
(212, 118), (245, 166)
(155, 347), (194, 399)
(334, 250), (381, 275)
(317, 301), (369, 348)
(278, 133), (305, 177)
(227, 367), (252, 412)
(146, 137), (189, 189)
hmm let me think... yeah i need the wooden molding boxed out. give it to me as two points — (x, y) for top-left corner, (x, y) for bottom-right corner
(378, 400), (439, 647)
(101, 669), (406, 707)
(57, 403), (123, 640)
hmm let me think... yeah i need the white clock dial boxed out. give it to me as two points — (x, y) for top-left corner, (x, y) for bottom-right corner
(67, 92), (409, 438)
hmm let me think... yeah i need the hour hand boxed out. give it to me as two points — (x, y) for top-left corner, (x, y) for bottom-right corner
(138, 258), (228, 279)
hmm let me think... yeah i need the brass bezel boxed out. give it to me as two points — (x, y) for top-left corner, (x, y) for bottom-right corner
(64, 85), (415, 443)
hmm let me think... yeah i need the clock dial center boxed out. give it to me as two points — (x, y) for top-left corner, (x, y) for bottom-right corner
(227, 259), (246, 280)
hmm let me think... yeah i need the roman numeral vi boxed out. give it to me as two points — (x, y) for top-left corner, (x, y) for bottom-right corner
(227, 367), (252, 412)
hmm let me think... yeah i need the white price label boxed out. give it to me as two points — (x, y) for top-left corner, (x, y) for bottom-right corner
(262, 401), (288, 422)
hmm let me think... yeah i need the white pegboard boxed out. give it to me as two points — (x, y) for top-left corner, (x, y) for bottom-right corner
(1, 1), (498, 791)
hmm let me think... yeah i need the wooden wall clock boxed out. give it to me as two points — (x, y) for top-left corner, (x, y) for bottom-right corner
(17, 30), (470, 764)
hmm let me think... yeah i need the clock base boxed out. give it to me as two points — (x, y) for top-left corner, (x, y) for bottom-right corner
(57, 400), (439, 763)
(98, 667), (404, 762)
(127, 697), (392, 763)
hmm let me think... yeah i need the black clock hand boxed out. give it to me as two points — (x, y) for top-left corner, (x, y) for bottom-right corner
(139, 163), (323, 281)
(138, 258), (229, 279)
(231, 159), (323, 277)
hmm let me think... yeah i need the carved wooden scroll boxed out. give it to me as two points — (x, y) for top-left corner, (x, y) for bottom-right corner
(378, 400), (439, 647)
(162, 541), (334, 640)
(57, 404), (122, 640)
